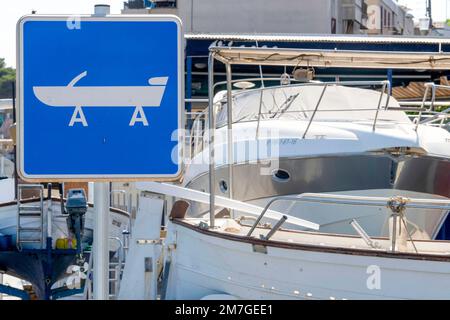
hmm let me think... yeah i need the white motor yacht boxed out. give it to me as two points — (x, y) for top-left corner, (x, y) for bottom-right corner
(183, 81), (450, 239)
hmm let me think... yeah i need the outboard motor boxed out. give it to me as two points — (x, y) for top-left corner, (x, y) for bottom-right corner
(65, 189), (88, 252)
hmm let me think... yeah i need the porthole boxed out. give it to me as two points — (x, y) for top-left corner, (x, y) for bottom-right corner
(271, 169), (291, 182)
(219, 180), (228, 193)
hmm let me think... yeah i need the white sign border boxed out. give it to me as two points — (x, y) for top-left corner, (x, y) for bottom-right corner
(16, 14), (184, 182)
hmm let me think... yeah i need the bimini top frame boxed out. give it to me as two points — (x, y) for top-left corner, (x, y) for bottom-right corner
(206, 44), (450, 228)
(210, 44), (450, 70)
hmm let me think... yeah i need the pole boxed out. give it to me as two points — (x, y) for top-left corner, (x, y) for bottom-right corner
(92, 4), (110, 301)
(12, 82), (17, 200)
(0, 272), (3, 300)
(93, 182), (109, 300)
(186, 56), (192, 113)
(225, 63), (234, 216)
(0, 134), (4, 177)
(387, 69), (393, 95)
(427, 0), (432, 29)
(208, 52), (216, 228)
(47, 183), (52, 247)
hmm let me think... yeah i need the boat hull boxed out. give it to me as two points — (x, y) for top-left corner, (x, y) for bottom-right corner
(185, 154), (450, 239)
(167, 221), (450, 300)
(0, 199), (130, 299)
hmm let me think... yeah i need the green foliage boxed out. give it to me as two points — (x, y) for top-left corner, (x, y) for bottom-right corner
(0, 58), (15, 99)
(435, 105), (448, 113)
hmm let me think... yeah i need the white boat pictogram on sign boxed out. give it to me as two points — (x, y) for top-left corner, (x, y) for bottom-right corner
(33, 71), (169, 127)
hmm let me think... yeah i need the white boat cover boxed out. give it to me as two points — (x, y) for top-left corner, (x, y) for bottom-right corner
(216, 85), (411, 127)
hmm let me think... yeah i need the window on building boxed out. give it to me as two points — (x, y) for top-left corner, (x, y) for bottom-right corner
(331, 18), (336, 34)
(345, 20), (354, 34)
(388, 12), (391, 27)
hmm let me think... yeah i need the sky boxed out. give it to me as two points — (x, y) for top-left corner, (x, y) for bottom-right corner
(0, 0), (449, 68)
(0, 0), (124, 67)
(398, 0), (448, 21)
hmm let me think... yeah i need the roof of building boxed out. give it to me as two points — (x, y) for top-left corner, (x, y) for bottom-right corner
(0, 99), (13, 112)
(186, 33), (450, 45)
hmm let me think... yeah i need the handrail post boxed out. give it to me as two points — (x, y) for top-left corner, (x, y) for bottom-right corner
(255, 89), (264, 140)
(416, 83), (431, 131)
(208, 51), (216, 228)
(47, 183), (52, 243)
(302, 84), (328, 139)
(226, 63), (234, 212)
(263, 215), (287, 240)
(430, 84), (436, 111)
(122, 230), (130, 261)
(108, 236), (124, 298)
(390, 212), (398, 253)
(384, 80), (391, 110)
(372, 81), (387, 132)
(246, 198), (276, 237)
(40, 185), (44, 247)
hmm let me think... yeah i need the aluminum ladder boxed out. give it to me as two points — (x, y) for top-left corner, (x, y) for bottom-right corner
(16, 184), (45, 249)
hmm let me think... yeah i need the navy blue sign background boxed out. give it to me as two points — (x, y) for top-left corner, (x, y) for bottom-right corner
(19, 16), (182, 179)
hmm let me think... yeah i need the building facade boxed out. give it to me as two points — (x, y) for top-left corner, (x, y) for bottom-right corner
(123, 0), (414, 35)
(365, 0), (414, 35)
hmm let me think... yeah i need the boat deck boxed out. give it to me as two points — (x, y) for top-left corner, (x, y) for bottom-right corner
(175, 218), (450, 259)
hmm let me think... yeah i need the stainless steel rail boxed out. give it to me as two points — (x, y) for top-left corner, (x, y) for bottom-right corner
(211, 78), (392, 138)
(247, 193), (450, 253)
(208, 52), (216, 228)
(302, 84), (328, 139)
(416, 83), (450, 131)
(108, 236), (124, 299)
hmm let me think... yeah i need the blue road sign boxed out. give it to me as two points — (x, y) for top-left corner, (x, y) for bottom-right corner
(17, 15), (183, 180)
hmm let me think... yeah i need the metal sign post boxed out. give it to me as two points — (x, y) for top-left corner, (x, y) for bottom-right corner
(0, 272), (3, 300)
(92, 4), (110, 302)
(93, 181), (109, 300)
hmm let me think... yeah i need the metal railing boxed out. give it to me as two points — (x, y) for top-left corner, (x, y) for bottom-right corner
(187, 80), (450, 151)
(110, 189), (133, 235)
(209, 79), (393, 139)
(185, 79), (394, 159)
(247, 193), (450, 254)
(108, 237), (125, 299)
(251, 80), (391, 137)
(186, 110), (208, 160)
(110, 189), (127, 211)
(186, 80), (450, 165)
(83, 252), (94, 300)
(415, 83), (450, 131)
(84, 236), (125, 300)
(213, 79), (391, 119)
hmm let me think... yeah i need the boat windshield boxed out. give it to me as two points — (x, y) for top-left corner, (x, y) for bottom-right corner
(215, 84), (410, 128)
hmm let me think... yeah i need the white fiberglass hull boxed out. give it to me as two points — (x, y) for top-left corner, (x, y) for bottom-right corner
(166, 220), (450, 300)
(184, 116), (450, 239)
(186, 152), (450, 239)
